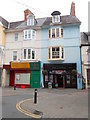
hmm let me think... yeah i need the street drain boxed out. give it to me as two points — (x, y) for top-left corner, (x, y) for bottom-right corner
(33, 110), (43, 116)
(60, 107), (63, 109)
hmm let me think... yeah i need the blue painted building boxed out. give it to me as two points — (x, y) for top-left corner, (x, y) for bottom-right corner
(41, 2), (82, 89)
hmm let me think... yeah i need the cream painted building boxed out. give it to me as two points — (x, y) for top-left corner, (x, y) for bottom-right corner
(0, 16), (8, 86)
(2, 9), (46, 87)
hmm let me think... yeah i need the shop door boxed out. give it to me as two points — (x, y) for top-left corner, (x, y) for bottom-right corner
(57, 75), (63, 87)
(30, 71), (40, 88)
(9, 70), (15, 86)
(87, 69), (90, 86)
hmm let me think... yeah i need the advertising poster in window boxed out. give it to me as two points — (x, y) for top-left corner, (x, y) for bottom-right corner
(15, 73), (30, 84)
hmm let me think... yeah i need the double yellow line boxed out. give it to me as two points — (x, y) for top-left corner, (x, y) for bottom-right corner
(16, 99), (41, 118)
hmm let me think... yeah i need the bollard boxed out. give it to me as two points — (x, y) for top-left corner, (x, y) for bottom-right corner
(34, 89), (37, 104)
(14, 84), (16, 90)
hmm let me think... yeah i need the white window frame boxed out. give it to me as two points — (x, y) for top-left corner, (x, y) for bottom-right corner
(48, 28), (64, 39)
(24, 29), (36, 40)
(27, 17), (34, 26)
(15, 33), (18, 41)
(13, 51), (17, 61)
(52, 15), (60, 23)
(48, 46), (64, 60)
(22, 48), (36, 60)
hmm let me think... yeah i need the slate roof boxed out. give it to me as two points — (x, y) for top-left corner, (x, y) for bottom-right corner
(43, 15), (81, 26)
(5, 15), (81, 31)
(0, 16), (8, 28)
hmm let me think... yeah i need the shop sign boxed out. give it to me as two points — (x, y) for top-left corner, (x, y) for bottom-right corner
(11, 62), (30, 69)
(55, 70), (63, 74)
(30, 62), (40, 71)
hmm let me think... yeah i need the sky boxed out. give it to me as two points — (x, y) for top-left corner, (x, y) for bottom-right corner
(0, 0), (89, 32)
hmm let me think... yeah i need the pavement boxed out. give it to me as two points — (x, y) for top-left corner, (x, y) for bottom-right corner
(15, 88), (88, 118)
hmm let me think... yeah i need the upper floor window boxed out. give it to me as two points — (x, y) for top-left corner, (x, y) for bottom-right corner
(48, 46), (64, 60)
(52, 15), (60, 23)
(13, 51), (17, 61)
(15, 33), (18, 41)
(24, 29), (36, 40)
(48, 28), (64, 39)
(27, 15), (34, 26)
(22, 48), (36, 60)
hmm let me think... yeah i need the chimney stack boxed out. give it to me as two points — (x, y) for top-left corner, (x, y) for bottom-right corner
(24, 9), (31, 21)
(70, 2), (75, 16)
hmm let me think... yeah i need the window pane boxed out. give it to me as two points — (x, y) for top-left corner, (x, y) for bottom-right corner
(15, 33), (18, 41)
(52, 47), (59, 58)
(28, 49), (31, 59)
(32, 50), (35, 59)
(31, 19), (34, 25)
(24, 49), (26, 59)
(25, 31), (27, 39)
(32, 30), (36, 39)
(52, 29), (55, 38)
(61, 47), (64, 59)
(48, 29), (51, 38)
(13, 51), (17, 61)
(28, 30), (31, 39)
(66, 74), (71, 84)
(56, 28), (59, 37)
(49, 48), (50, 59)
(61, 29), (64, 37)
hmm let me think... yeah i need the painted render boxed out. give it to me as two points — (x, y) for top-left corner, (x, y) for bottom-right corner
(41, 24), (82, 89)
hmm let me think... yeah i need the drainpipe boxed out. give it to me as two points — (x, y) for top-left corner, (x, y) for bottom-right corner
(80, 45), (83, 89)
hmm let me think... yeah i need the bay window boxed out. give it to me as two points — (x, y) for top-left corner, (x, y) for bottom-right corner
(24, 29), (36, 40)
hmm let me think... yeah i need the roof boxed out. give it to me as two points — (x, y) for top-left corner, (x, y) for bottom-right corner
(5, 15), (81, 31)
(0, 16), (8, 28)
(43, 15), (81, 26)
(9, 21), (24, 29)
(51, 11), (61, 16)
(7, 18), (47, 31)
(87, 47), (90, 53)
(81, 32), (90, 45)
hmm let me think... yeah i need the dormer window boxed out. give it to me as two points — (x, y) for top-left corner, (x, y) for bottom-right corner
(51, 11), (61, 23)
(52, 15), (60, 23)
(27, 15), (35, 26)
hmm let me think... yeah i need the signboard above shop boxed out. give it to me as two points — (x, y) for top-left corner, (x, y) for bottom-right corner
(30, 61), (41, 71)
(11, 62), (30, 69)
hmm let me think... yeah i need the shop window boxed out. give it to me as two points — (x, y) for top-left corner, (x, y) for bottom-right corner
(23, 48), (36, 60)
(48, 46), (64, 60)
(13, 51), (17, 61)
(49, 74), (53, 83)
(72, 76), (76, 84)
(66, 74), (71, 84)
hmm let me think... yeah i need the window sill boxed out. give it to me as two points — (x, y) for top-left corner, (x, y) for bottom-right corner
(48, 58), (64, 61)
(48, 37), (64, 40)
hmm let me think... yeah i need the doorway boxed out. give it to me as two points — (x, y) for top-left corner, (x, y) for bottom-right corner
(57, 74), (63, 87)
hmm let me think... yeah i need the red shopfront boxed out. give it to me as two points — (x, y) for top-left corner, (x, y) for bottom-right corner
(4, 62), (30, 88)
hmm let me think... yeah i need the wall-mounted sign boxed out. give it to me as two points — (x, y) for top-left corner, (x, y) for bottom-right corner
(30, 62), (41, 71)
(11, 62), (30, 69)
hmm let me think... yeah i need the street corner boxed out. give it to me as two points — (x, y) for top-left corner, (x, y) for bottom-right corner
(16, 98), (43, 118)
